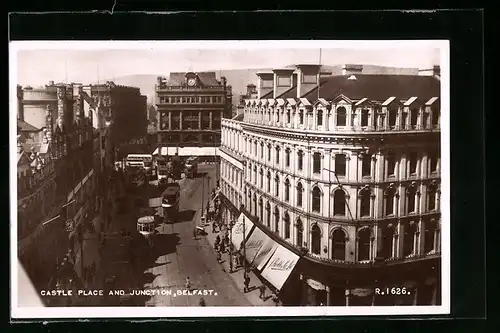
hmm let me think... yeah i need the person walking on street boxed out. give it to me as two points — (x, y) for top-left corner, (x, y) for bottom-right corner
(199, 297), (206, 307)
(216, 251), (222, 263)
(272, 294), (279, 306)
(185, 276), (191, 291)
(212, 221), (217, 233)
(243, 274), (250, 293)
(220, 241), (225, 253)
(259, 284), (266, 299)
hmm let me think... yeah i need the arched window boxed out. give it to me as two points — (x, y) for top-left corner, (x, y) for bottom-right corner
(424, 219), (438, 254)
(266, 202), (271, 227)
(275, 146), (280, 164)
(428, 183), (438, 211)
(252, 194), (257, 217)
(259, 167), (264, 188)
(275, 174), (280, 196)
(312, 186), (321, 213)
(317, 109), (323, 126)
(385, 186), (397, 216)
(266, 171), (271, 192)
(313, 152), (321, 174)
(274, 206), (280, 234)
(297, 182), (303, 207)
(254, 141), (258, 156)
(258, 197), (263, 222)
(284, 213), (291, 239)
(267, 144), (271, 161)
(357, 228), (372, 261)
(337, 106), (347, 126)
(407, 184), (418, 214)
(360, 188), (371, 217)
(296, 218), (303, 247)
(331, 229), (346, 261)
(403, 222), (417, 256)
(284, 178), (290, 202)
(333, 189), (346, 216)
(285, 148), (291, 167)
(297, 150), (304, 170)
(253, 166), (257, 185)
(311, 224), (321, 255)
(380, 224), (395, 259)
(260, 142), (264, 158)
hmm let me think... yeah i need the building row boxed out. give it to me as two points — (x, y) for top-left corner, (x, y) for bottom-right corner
(218, 64), (442, 306)
(16, 81), (147, 303)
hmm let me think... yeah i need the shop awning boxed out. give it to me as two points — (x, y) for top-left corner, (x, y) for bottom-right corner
(250, 231), (279, 271)
(261, 244), (300, 291)
(230, 212), (255, 250)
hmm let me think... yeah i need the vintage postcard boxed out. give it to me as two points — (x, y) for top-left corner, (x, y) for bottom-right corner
(10, 40), (450, 318)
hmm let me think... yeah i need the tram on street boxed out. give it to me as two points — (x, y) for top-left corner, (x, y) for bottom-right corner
(161, 182), (181, 222)
(137, 215), (157, 249)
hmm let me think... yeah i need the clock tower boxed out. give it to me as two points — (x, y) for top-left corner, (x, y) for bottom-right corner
(184, 72), (198, 87)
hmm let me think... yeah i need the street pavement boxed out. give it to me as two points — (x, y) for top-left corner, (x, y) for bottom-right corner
(134, 164), (252, 307)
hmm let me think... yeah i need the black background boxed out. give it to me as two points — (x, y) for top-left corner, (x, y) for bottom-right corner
(8, 7), (487, 332)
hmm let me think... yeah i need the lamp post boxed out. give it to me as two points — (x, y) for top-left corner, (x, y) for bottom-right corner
(201, 173), (205, 218)
(229, 219), (235, 273)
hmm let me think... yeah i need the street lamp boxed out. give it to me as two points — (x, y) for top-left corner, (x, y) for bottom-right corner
(229, 219), (235, 273)
(240, 204), (248, 275)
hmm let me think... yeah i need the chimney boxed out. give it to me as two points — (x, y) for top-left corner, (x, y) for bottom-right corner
(56, 86), (66, 132)
(272, 68), (295, 99)
(17, 85), (24, 121)
(342, 64), (363, 76)
(295, 64), (321, 98)
(246, 84), (256, 96)
(256, 72), (274, 99)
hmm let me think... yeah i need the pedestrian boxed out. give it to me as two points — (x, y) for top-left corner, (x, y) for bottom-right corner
(259, 284), (266, 299)
(212, 221), (216, 233)
(199, 297), (206, 307)
(220, 241), (225, 253)
(272, 294), (279, 306)
(185, 277), (191, 290)
(216, 251), (221, 263)
(243, 274), (250, 293)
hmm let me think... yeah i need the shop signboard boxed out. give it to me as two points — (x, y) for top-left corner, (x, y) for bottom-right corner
(261, 245), (300, 291)
(230, 212), (255, 250)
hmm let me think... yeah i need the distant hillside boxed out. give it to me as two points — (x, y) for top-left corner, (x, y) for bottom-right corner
(101, 64), (419, 106)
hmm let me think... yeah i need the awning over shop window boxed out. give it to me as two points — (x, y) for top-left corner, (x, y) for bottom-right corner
(306, 278), (326, 291)
(231, 212), (255, 250)
(242, 226), (278, 270)
(261, 244), (300, 291)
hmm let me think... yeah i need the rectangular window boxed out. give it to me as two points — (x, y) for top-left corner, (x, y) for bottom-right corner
(313, 153), (321, 174)
(362, 154), (372, 177)
(277, 76), (291, 87)
(429, 152), (438, 173)
(388, 108), (397, 127)
(431, 107), (440, 127)
(335, 154), (346, 176)
(299, 111), (304, 124)
(387, 153), (396, 177)
(411, 108), (419, 128)
(286, 110), (291, 123)
(409, 152), (418, 175)
(302, 73), (317, 84)
(361, 109), (369, 127)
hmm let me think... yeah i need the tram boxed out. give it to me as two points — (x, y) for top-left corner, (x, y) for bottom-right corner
(161, 182), (181, 222)
(137, 215), (157, 249)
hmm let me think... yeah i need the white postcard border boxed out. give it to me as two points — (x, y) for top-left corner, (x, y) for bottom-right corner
(10, 40), (450, 318)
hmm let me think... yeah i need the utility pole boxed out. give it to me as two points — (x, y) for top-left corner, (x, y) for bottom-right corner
(201, 174), (205, 217)
(241, 204), (247, 274)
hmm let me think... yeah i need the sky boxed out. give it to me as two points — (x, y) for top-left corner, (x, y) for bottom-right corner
(13, 42), (442, 86)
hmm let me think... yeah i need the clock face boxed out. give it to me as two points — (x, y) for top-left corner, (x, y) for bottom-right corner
(188, 78), (196, 86)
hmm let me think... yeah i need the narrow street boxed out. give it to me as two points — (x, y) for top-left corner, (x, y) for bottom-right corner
(132, 164), (251, 306)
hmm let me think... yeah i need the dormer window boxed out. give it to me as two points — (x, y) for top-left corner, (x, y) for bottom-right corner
(302, 73), (317, 84)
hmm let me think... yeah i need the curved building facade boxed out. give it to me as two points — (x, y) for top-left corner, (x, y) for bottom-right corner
(219, 64), (441, 306)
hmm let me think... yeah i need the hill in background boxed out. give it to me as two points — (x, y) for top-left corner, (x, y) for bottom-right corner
(100, 64), (420, 107)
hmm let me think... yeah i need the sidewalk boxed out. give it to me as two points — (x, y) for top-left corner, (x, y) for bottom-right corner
(204, 222), (277, 307)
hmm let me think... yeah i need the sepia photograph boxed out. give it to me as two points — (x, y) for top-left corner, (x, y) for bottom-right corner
(10, 40), (450, 318)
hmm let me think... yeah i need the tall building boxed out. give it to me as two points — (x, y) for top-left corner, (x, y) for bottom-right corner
(154, 72), (232, 156)
(17, 82), (117, 303)
(218, 64), (441, 306)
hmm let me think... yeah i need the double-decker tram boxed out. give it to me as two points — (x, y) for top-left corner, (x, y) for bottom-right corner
(137, 215), (157, 249)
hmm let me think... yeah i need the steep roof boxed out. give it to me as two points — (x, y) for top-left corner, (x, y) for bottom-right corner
(276, 86), (297, 99)
(167, 72), (220, 86)
(260, 90), (274, 99)
(18, 120), (40, 132)
(303, 74), (440, 102)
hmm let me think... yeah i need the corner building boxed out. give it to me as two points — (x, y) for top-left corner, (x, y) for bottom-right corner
(219, 64), (442, 306)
